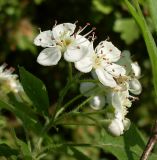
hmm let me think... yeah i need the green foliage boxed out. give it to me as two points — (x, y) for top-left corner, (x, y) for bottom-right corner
(92, 0), (113, 15)
(148, 0), (157, 33)
(0, 144), (19, 157)
(0, 0), (157, 160)
(114, 18), (140, 44)
(124, 0), (157, 95)
(19, 67), (49, 117)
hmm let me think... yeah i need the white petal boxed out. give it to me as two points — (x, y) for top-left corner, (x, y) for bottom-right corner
(64, 36), (93, 62)
(95, 68), (117, 88)
(105, 63), (126, 77)
(129, 79), (142, 95)
(80, 82), (96, 97)
(108, 118), (124, 136)
(37, 47), (61, 66)
(75, 56), (93, 73)
(131, 62), (141, 77)
(34, 30), (55, 47)
(111, 92), (123, 119)
(96, 41), (121, 62)
(52, 23), (76, 39)
(90, 95), (105, 110)
(64, 45), (89, 62)
(74, 35), (93, 52)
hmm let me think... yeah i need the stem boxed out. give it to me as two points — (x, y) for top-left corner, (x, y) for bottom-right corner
(140, 120), (157, 160)
(68, 62), (73, 81)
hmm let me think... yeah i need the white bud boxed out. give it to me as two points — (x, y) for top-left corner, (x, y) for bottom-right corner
(129, 79), (142, 95)
(131, 62), (141, 77)
(123, 118), (131, 131)
(90, 95), (105, 110)
(108, 118), (124, 136)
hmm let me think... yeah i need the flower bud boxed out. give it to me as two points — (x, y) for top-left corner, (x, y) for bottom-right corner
(131, 62), (141, 78)
(129, 79), (142, 95)
(90, 95), (105, 110)
(108, 118), (124, 136)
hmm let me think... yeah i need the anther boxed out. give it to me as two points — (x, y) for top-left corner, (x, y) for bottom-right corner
(92, 27), (96, 30)
(106, 36), (110, 41)
(77, 46), (80, 49)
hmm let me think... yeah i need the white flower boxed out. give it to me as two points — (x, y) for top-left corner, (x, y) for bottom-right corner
(116, 51), (142, 95)
(80, 82), (106, 110)
(75, 41), (126, 88)
(0, 64), (23, 94)
(34, 23), (94, 66)
(106, 90), (132, 136)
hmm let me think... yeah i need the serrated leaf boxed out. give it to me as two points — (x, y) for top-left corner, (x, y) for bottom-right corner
(0, 144), (19, 157)
(114, 18), (140, 44)
(19, 67), (49, 116)
(101, 124), (146, 160)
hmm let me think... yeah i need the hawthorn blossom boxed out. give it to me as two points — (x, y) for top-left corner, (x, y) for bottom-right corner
(75, 40), (126, 88)
(0, 64), (21, 93)
(34, 22), (95, 66)
(116, 51), (142, 95)
(107, 90), (131, 136)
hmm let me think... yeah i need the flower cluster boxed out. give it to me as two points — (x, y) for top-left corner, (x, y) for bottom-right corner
(0, 64), (26, 102)
(34, 22), (142, 136)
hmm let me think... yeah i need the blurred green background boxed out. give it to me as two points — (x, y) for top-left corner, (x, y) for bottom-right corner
(0, 0), (157, 159)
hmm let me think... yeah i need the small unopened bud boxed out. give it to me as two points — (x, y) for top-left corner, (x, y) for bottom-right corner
(108, 119), (124, 136)
(123, 118), (131, 131)
(90, 95), (105, 110)
(131, 62), (141, 78)
(129, 79), (142, 95)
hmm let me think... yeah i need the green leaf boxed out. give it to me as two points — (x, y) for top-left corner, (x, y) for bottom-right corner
(101, 124), (146, 160)
(0, 99), (42, 134)
(16, 139), (32, 160)
(0, 144), (19, 157)
(148, 0), (157, 33)
(113, 18), (140, 44)
(70, 147), (91, 160)
(19, 67), (49, 116)
(92, 0), (113, 14)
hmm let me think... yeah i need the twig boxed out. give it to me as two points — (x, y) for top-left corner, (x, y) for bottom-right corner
(140, 120), (157, 160)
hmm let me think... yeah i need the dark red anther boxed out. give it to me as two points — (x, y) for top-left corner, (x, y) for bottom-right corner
(77, 46), (80, 49)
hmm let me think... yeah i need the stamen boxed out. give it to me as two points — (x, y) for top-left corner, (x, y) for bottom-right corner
(77, 23), (91, 34)
(52, 20), (58, 29)
(74, 20), (79, 25)
(38, 28), (41, 33)
(83, 28), (95, 38)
